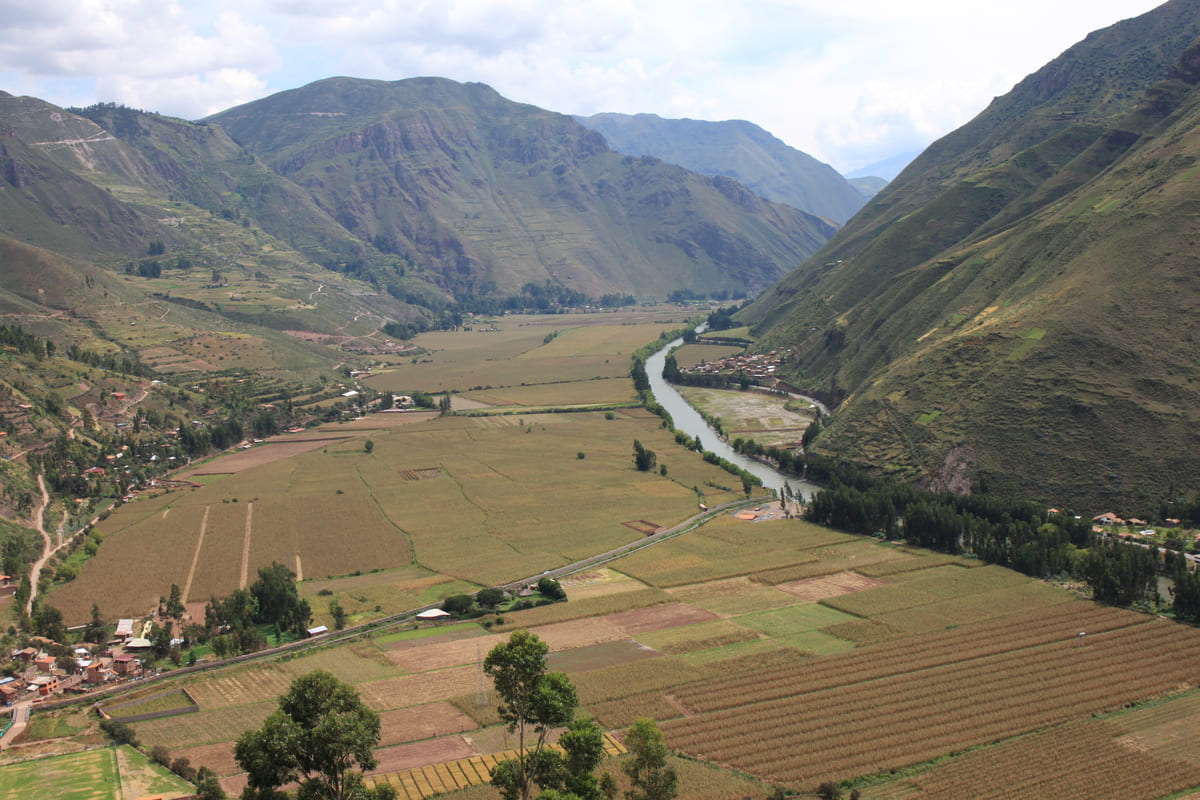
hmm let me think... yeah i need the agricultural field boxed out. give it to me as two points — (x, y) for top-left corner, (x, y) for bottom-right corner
(675, 384), (817, 448)
(17, 506), (1200, 799)
(21, 308), (1200, 800)
(45, 313), (759, 623)
(0, 745), (195, 800)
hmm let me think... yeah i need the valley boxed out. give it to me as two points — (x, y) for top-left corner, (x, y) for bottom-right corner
(3, 3), (1200, 798)
(3, 311), (1200, 800)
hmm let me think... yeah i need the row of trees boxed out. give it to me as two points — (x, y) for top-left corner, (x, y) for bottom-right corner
(800, 464), (1171, 609)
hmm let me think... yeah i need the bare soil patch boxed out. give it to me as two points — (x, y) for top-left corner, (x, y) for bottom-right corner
(776, 571), (888, 601)
(622, 520), (663, 535)
(607, 603), (722, 635)
(379, 702), (479, 747)
(174, 741), (239, 776)
(547, 639), (660, 672)
(359, 666), (478, 710)
(369, 736), (480, 774)
(528, 617), (627, 650)
(386, 633), (507, 672)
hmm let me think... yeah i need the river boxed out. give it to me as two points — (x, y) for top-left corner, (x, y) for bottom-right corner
(644, 337), (822, 500)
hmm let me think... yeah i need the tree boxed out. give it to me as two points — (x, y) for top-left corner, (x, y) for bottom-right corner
(100, 718), (139, 746)
(442, 594), (475, 616)
(537, 577), (566, 601)
(484, 631), (578, 800)
(556, 716), (618, 800)
(31, 602), (67, 643)
(622, 718), (677, 800)
(193, 766), (227, 800)
(249, 562), (311, 636)
(164, 583), (185, 619)
(632, 440), (656, 472)
(364, 439), (374, 454)
(84, 603), (108, 643)
(234, 670), (384, 800)
(476, 587), (506, 609)
(150, 622), (173, 658)
(816, 782), (841, 800)
(329, 599), (348, 631)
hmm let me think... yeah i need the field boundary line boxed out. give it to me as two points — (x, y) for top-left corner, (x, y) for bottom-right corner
(239, 502), (254, 589)
(181, 506), (209, 603)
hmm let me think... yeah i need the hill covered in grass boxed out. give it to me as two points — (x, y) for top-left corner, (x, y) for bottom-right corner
(743, 0), (1200, 508)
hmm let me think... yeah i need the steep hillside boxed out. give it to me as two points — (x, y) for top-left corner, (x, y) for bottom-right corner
(576, 112), (866, 224)
(745, 0), (1200, 508)
(210, 77), (836, 299)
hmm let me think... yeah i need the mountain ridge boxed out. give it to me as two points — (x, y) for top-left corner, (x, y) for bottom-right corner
(743, 0), (1200, 507)
(575, 111), (866, 224)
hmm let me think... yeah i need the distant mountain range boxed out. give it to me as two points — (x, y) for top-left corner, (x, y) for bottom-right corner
(0, 78), (838, 353)
(844, 152), (919, 182)
(576, 113), (868, 223)
(745, 0), (1200, 508)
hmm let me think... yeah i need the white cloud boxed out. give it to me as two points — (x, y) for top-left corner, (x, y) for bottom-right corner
(0, 0), (1169, 168)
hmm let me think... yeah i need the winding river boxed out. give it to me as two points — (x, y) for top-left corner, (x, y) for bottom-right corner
(644, 336), (822, 500)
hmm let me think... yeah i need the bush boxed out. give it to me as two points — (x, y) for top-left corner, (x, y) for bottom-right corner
(537, 577), (566, 600)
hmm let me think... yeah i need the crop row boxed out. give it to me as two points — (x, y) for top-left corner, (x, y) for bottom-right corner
(664, 620), (1200, 787)
(673, 602), (1146, 713)
(884, 721), (1200, 800)
(671, 619), (1200, 754)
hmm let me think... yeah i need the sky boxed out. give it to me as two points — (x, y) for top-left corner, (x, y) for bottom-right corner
(0, 0), (1167, 173)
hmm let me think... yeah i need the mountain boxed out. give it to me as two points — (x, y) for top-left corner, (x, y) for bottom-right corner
(744, 0), (1200, 508)
(843, 151), (919, 182)
(576, 112), (866, 225)
(846, 176), (887, 200)
(0, 76), (841, 409)
(208, 78), (837, 300)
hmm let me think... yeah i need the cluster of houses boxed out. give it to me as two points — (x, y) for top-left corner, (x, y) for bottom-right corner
(684, 349), (792, 381)
(1092, 512), (1183, 534)
(1, 619), (150, 705)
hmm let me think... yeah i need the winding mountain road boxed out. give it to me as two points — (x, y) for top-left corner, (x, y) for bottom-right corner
(25, 474), (63, 615)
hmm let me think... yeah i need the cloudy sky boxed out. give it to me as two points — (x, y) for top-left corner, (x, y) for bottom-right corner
(0, 0), (1166, 173)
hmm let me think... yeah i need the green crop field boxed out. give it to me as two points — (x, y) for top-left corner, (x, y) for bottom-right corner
(0, 746), (194, 800)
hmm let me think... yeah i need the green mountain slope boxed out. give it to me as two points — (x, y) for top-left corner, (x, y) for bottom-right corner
(576, 112), (866, 224)
(744, 0), (1200, 507)
(209, 77), (836, 299)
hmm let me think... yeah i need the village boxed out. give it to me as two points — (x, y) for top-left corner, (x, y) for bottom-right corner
(682, 347), (793, 382)
(1, 617), (154, 709)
